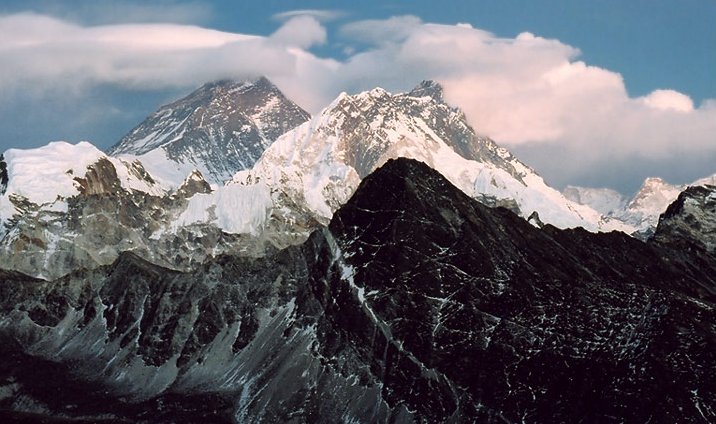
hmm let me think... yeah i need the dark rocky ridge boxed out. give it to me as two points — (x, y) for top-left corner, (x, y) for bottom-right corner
(0, 158), (715, 422)
(0, 154), (7, 195)
(653, 184), (716, 254)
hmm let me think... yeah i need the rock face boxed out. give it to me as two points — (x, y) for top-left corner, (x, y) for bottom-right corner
(0, 154), (7, 195)
(109, 77), (310, 185)
(653, 184), (716, 253)
(1, 158), (714, 423)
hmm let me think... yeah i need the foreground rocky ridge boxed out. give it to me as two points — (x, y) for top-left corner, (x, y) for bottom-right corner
(1, 159), (714, 423)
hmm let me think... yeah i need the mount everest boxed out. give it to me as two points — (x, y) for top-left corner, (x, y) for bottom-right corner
(109, 77), (310, 186)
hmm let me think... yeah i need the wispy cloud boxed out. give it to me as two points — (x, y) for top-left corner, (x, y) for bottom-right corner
(0, 13), (298, 92)
(272, 9), (346, 23)
(270, 15), (327, 49)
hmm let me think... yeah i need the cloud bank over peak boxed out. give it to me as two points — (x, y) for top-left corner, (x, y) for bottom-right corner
(270, 15), (326, 49)
(0, 12), (713, 193)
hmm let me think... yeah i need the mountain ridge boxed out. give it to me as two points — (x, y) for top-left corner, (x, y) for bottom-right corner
(1, 158), (714, 422)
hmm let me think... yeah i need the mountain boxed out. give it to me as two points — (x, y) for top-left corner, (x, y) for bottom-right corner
(109, 77), (310, 185)
(693, 173), (716, 187)
(1, 158), (714, 423)
(231, 81), (630, 233)
(565, 175), (716, 237)
(1, 81), (640, 280)
(621, 177), (685, 232)
(0, 141), (278, 280)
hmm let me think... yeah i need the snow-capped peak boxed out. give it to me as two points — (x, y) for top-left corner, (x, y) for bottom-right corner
(691, 173), (716, 188)
(565, 174), (716, 236)
(109, 77), (310, 186)
(233, 84), (631, 233)
(408, 80), (445, 103)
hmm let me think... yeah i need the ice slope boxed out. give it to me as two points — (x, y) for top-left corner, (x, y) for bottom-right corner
(233, 83), (631, 233)
(172, 182), (272, 235)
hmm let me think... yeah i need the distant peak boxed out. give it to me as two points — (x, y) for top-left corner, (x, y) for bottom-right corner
(408, 80), (445, 103)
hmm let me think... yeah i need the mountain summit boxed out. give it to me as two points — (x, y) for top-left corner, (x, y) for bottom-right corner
(109, 77), (310, 185)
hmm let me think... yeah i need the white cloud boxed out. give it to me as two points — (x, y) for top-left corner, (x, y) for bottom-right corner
(640, 89), (695, 112)
(340, 15), (423, 45)
(326, 18), (716, 183)
(0, 13), (294, 92)
(272, 9), (345, 23)
(270, 15), (327, 49)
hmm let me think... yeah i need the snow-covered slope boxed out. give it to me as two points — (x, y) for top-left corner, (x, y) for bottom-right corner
(232, 81), (631, 233)
(109, 77), (310, 186)
(562, 186), (628, 217)
(692, 173), (716, 187)
(0, 141), (165, 225)
(0, 140), (285, 279)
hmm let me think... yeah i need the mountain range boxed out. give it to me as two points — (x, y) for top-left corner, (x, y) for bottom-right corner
(0, 77), (715, 422)
(1, 158), (714, 422)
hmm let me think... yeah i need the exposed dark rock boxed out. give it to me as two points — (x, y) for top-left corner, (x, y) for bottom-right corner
(1, 158), (715, 423)
(527, 210), (545, 227)
(653, 184), (716, 254)
(73, 158), (123, 196)
(175, 170), (212, 198)
(0, 154), (7, 195)
(408, 80), (445, 103)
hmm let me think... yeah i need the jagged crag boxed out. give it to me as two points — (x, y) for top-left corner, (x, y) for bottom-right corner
(1, 159), (715, 423)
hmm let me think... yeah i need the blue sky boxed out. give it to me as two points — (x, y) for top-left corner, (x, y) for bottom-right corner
(0, 0), (714, 193)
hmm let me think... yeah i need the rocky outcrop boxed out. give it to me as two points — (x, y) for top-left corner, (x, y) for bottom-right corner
(0, 154), (7, 195)
(653, 184), (716, 254)
(1, 159), (714, 422)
